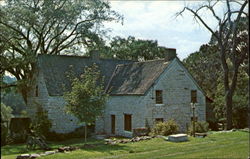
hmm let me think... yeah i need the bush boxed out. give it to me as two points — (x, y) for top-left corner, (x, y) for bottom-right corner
(31, 106), (52, 137)
(1, 103), (13, 146)
(9, 117), (31, 143)
(150, 119), (179, 136)
(188, 121), (209, 135)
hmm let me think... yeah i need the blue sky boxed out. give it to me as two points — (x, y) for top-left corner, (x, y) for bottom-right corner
(104, 1), (225, 60)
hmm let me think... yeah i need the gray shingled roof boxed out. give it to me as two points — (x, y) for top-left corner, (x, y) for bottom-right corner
(106, 59), (172, 95)
(37, 54), (134, 96)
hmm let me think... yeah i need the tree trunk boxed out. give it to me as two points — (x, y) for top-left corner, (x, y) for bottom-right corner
(85, 125), (87, 142)
(225, 91), (233, 130)
(20, 87), (28, 104)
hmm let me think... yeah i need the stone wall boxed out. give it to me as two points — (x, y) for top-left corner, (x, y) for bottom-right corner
(103, 95), (147, 137)
(99, 59), (206, 136)
(27, 71), (83, 134)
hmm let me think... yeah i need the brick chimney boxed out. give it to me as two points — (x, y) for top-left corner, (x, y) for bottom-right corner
(164, 48), (176, 61)
(90, 50), (100, 60)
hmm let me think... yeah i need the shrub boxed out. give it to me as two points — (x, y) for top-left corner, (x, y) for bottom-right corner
(31, 106), (52, 137)
(150, 119), (179, 136)
(9, 117), (31, 143)
(188, 121), (209, 135)
(1, 103), (13, 146)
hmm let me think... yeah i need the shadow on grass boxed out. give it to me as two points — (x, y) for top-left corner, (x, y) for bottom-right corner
(1, 144), (44, 156)
(1, 137), (130, 156)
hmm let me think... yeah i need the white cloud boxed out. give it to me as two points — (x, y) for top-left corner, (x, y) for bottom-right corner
(104, 1), (234, 60)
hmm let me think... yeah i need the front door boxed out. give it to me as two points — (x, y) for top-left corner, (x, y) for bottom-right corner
(111, 115), (115, 134)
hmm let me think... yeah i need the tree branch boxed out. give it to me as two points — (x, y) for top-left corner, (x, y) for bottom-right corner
(49, 18), (96, 54)
(178, 7), (219, 40)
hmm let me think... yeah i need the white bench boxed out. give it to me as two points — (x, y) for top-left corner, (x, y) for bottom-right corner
(168, 134), (188, 142)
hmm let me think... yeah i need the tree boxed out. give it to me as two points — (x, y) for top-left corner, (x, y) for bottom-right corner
(213, 66), (248, 129)
(89, 36), (169, 61)
(1, 103), (13, 146)
(0, 0), (121, 103)
(184, 44), (248, 129)
(177, 0), (248, 129)
(1, 76), (26, 116)
(183, 44), (221, 98)
(63, 64), (108, 141)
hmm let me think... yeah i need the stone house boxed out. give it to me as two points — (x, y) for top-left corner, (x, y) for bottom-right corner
(27, 49), (206, 137)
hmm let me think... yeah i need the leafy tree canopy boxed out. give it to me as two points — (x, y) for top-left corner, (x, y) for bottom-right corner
(63, 64), (108, 125)
(183, 16), (248, 129)
(0, 0), (121, 102)
(89, 36), (169, 61)
(1, 103), (13, 123)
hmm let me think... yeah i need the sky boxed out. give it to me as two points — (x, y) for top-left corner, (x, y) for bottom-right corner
(103, 1), (226, 60)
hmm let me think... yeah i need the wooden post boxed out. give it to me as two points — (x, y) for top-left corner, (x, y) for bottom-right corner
(85, 125), (87, 142)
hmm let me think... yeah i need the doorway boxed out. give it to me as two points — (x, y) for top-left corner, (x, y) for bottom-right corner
(111, 115), (115, 134)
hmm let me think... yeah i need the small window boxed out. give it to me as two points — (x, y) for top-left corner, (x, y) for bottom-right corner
(191, 90), (197, 103)
(124, 114), (132, 131)
(191, 117), (198, 122)
(155, 90), (163, 104)
(155, 118), (164, 123)
(35, 85), (38, 97)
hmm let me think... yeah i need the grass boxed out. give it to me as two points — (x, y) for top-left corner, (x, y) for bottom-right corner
(1, 131), (249, 159)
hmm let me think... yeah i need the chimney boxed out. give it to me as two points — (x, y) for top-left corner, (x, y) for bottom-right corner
(90, 50), (100, 60)
(164, 48), (176, 61)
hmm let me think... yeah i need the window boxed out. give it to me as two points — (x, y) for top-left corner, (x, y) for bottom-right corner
(191, 117), (198, 122)
(155, 118), (164, 123)
(155, 90), (163, 104)
(35, 85), (39, 97)
(124, 114), (132, 131)
(191, 90), (197, 103)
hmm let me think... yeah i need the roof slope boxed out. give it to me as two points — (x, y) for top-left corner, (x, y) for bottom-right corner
(37, 54), (134, 96)
(106, 59), (172, 95)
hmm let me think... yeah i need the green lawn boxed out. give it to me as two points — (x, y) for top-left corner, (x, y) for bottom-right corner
(1, 131), (249, 159)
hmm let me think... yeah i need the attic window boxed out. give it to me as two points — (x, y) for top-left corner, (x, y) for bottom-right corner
(155, 118), (164, 123)
(35, 85), (38, 97)
(155, 90), (163, 104)
(191, 90), (197, 103)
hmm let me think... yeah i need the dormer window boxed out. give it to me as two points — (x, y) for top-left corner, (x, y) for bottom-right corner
(35, 85), (38, 97)
(155, 90), (163, 104)
(191, 90), (197, 103)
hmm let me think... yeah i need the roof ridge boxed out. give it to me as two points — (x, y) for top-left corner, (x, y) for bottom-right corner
(114, 58), (170, 68)
(38, 54), (135, 62)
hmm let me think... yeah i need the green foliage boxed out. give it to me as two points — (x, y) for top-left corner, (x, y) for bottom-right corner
(1, 103), (13, 146)
(92, 36), (168, 61)
(31, 106), (52, 137)
(188, 121), (209, 135)
(0, 0), (121, 102)
(183, 17), (248, 129)
(183, 44), (221, 98)
(1, 76), (26, 115)
(64, 64), (108, 125)
(1, 102), (13, 122)
(20, 110), (28, 117)
(213, 68), (248, 129)
(150, 119), (179, 136)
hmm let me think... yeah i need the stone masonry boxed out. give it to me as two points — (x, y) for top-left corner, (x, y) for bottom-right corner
(100, 59), (206, 137)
